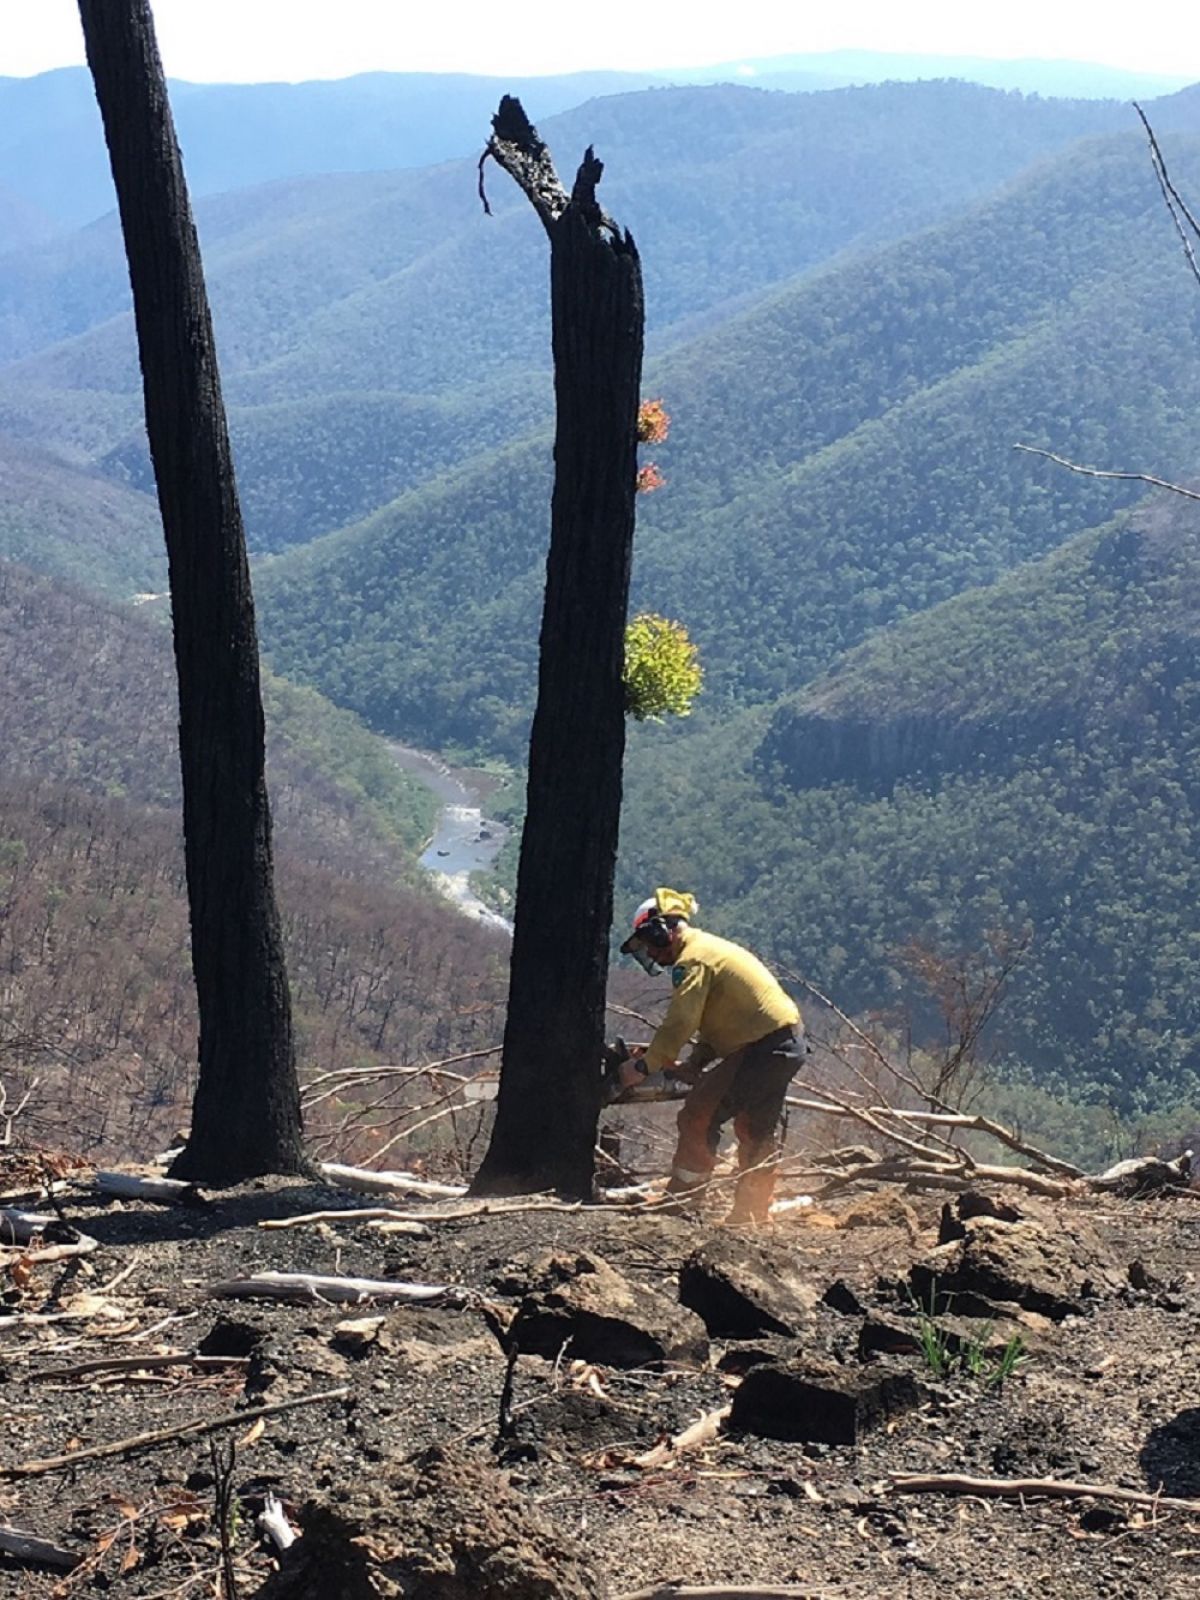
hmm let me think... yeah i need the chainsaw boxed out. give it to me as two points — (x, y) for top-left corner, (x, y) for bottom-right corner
(601, 1037), (692, 1105)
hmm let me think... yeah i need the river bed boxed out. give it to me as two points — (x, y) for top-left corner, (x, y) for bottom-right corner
(389, 743), (513, 935)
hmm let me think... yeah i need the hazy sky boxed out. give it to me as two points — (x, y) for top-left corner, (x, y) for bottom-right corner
(5, 0), (1200, 83)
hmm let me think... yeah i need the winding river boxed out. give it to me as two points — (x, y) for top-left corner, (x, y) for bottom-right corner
(389, 743), (513, 936)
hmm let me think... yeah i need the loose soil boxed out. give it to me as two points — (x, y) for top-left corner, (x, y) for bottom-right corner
(1, 1174), (1197, 1598)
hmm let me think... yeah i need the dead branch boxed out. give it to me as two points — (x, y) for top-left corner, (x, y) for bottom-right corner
(812, 1156), (1070, 1199)
(28, 1353), (249, 1382)
(1, 1237), (97, 1264)
(258, 1208), (430, 1233)
(1134, 102), (1200, 291)
(879, 1108), (1083, 1178)
(95, 1171), (208, 1206)
(1012, 443), (1200, 503)
(207, 1270), (464, 1305)
(319, 1162), (468, 1199)
(0, 1387), (350, 1479)
(888, 1470), (1200, 1514)
(211, 1436), (239, 1600)
(0, 1523), (79, 1569)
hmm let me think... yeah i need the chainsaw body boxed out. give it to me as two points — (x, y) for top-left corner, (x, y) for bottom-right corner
(601, 1037), (692, 1105)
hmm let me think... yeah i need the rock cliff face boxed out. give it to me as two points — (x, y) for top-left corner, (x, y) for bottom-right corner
(760, 503), (1200, 794)
(759, 703), (1073, 792)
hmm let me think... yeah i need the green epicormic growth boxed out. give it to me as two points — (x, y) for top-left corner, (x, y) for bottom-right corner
(624, 612), (703, 721)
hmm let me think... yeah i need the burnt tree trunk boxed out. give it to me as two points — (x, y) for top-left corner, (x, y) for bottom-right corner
(472, 99), (644, 1199)
(77, 0), (305, 1180)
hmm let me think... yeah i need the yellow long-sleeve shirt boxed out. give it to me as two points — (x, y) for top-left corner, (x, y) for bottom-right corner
(645, 927), (801, 1070)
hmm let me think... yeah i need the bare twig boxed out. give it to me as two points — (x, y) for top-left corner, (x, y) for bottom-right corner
(889, 1470), (1200, 1514)
(1, 1388), (350, 1479)
(208, 1271), (462, 1305)
(211, 1437), (239, 1599)
(1012, 444), (1200, 503)
(259, 1208), (429, 1233)
(614, 1587), (829, 1600)
(1134, 101), (1200, 289)
(28, 1353), (249, 1382)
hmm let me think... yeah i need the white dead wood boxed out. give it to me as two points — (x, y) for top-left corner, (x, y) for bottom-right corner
(332, 1315), (386, 1349)
(207, 1270), (465, 1306)
(94, 1171), (206, 1205)
(631, 1405), (731, 1470)
(258, 1491), (297, 1551)
(769, 1195), (815, 1216)
(0, 1524), (79, 1569)
(0, 1208), (60, 1244)
(367, 1219), (436, 1235)
(888, 1470), (1200, 1515)
(1, 1237), (98, 1264)
(259, 1208), (430, 1235)
(319, 1163), (468, 1200)
(869, 1109), (1084, 1179)
(0, 1387), (350, 1479)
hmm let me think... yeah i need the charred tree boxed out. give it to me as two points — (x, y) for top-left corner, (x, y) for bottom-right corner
(77, 0), (305, 1180)
(472, 99), (644, 1199)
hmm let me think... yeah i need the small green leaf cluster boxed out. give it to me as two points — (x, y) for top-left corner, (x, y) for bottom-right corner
(623, 612), (703, 721)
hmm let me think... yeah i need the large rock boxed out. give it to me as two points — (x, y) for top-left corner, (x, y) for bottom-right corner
(254, 1446), (599, 1600)
(679, 1234), (817, 1337)
(504, 1250), (708, 1368)
(730, 1355), (922, 1445)
(910, 1216), (1119, 1321)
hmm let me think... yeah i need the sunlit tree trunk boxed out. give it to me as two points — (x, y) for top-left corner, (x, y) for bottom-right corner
(471, 99), (644, 1198)
(77, 0), (305, 1180)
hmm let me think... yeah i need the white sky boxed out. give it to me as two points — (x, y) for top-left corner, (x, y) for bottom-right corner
(4, 0), (1200, 83)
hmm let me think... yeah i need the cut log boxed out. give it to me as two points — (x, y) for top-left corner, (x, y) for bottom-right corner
(207, 1271), (464, 1306)
(319, 1163), (468, 1199)
(95, 1171), (208, 1206)
(0, 1524), (79, 1569)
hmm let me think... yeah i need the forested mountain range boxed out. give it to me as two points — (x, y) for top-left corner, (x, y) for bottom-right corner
(2, 56), (1187, 232)
(8, 68), (1200, 1142)
(252, 128), (1200, 752)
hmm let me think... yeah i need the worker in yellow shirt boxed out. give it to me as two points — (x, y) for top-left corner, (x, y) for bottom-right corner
(618, 889), (805, 1223)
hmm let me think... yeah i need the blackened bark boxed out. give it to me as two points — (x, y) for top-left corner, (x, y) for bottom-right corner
(472, 100), (644, 1199)
(77, 0), (305, 1180)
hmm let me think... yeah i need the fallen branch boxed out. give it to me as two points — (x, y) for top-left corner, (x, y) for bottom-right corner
(2, 1237), (98, 1264)
(813, 1157), (1069, 1199)
(0, 1387), (350, 1479)
(207, 1270), (464, 1306)
(319, 1163), (468, 1200)
(28, 1353), (249, 1382)
(889, 1470), (1200, 1515)
(0, 1207), (75, 1245)
(259, 1208), (431, 1234)
(94, 1171), (208, 1206)
(0, 1523), (79, 1569)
